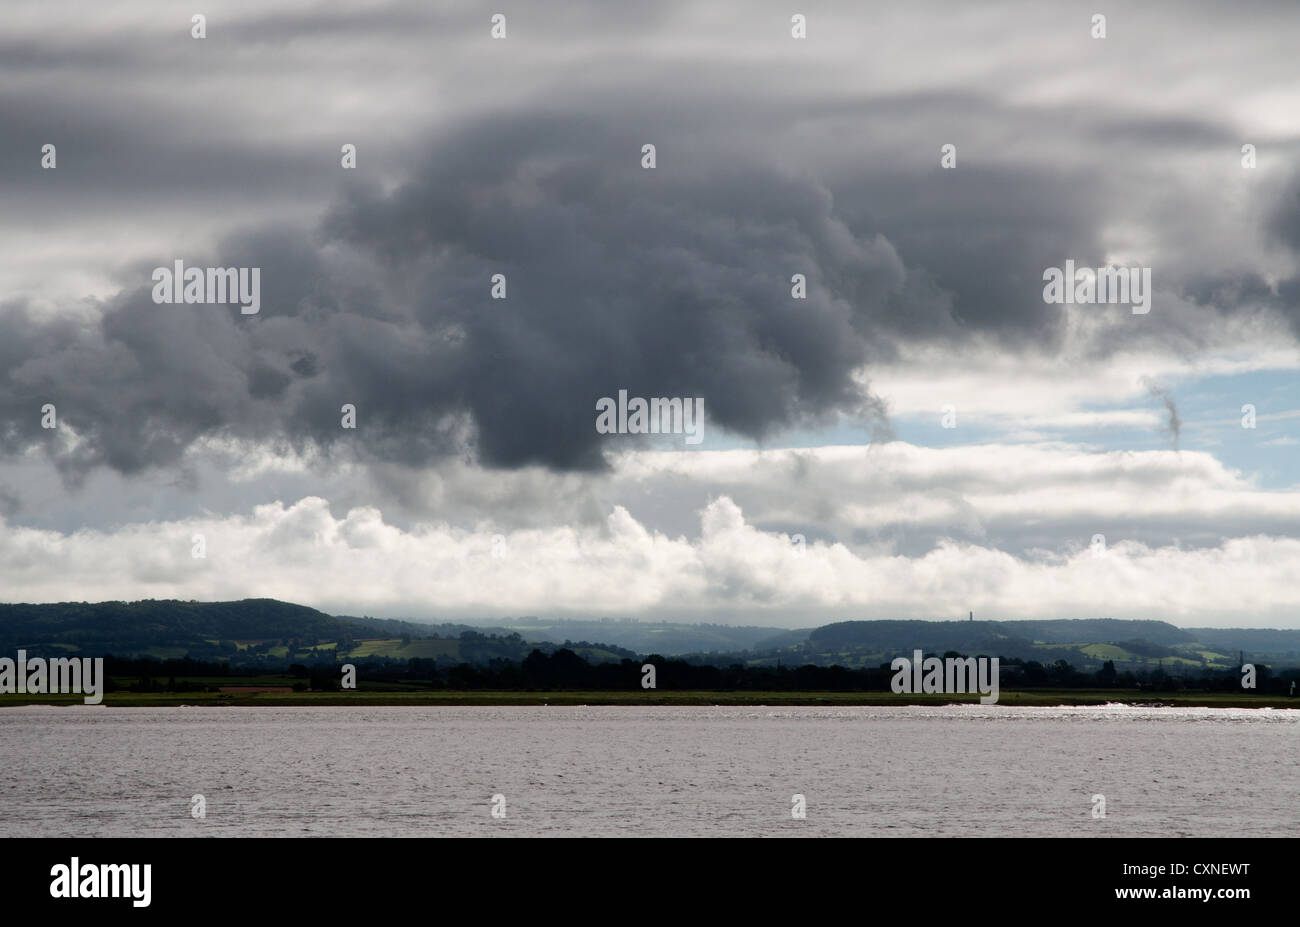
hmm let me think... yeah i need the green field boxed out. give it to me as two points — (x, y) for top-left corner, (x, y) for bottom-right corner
(3, 688), (1295, 708)
(1030, 641), (1236, 669)
(344, 639), (463, 659)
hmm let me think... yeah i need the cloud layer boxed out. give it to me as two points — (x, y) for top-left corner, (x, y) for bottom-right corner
(1, 444), (1296, 626)
(1, 0), (1297, 625)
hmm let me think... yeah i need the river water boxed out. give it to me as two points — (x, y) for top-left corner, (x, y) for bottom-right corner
(1, 704), (1294, 837)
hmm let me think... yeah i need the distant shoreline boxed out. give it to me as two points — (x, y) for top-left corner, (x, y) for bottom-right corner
(2, 689), (1296, 709)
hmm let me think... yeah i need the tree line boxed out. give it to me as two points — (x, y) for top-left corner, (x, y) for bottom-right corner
(96, 652), (1299, 694)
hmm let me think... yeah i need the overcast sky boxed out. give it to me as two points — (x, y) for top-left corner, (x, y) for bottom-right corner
(2, 0), (1298, 627)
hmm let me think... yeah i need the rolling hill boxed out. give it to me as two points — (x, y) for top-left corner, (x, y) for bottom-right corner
(0, 599), (1294, 672)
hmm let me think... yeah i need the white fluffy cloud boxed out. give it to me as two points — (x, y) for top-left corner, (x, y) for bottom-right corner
(2, 442), (1297, 627)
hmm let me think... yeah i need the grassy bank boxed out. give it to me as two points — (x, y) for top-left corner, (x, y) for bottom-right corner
(1, 689), (1296, 708)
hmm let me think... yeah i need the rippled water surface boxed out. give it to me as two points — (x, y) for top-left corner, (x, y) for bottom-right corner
(1, 705), (1295, 836)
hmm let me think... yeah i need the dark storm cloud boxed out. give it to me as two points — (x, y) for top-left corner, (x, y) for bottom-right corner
(2, 0), (1298, 484)
(319, 114), (920, 461)
(1267, 169), (1300, 336)
(0, 112), (919, 476)
(1180, 166), (1300, 338)
(0, 93), (1291, 481)
(815, 92), (1269, 360)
